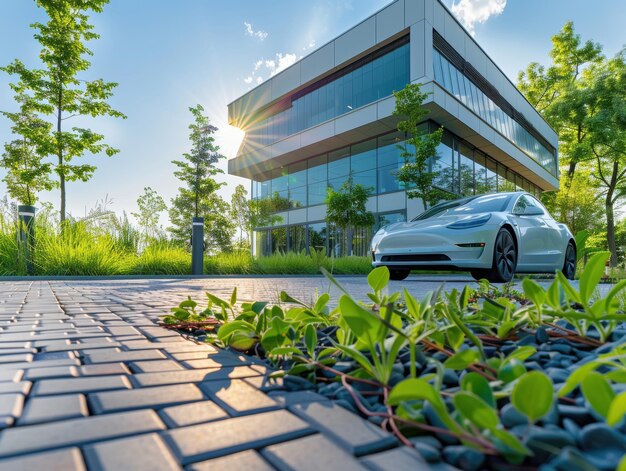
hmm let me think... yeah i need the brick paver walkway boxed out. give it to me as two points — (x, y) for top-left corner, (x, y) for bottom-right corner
(0, 275), (601, 470)
(0, 278), (445, 471)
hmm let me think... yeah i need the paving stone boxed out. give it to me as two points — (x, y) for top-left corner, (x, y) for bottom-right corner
(200, 379), (281, 416)
(131, 366), (261, 387)
(0, 447), (86, 471)
(0, 410), (165, 458)
(2, 359), (81, 370)
(243, 375), (285, 392)
(358, 446), (431, 471)
(32, 375), (132, 396)
(181, 356), (249, 369)
(42, 341), (121, 353)
(290, 402), (398, 456)
(263, 434), (368, 471)
(158, 400), (228, 428)
(129, 360), (184, 373)
(84, 349), (166, 364)
(188, 450), (273, 471)
(89, 383), (204, 414)
(0, 393), (24, 418)
(0, 348), (37, 355)
(0, 416), (14, 430)
(170, 351), (215, 361)
(18, 394), (88, 425)
(139, 327), (181, 339)
(105, 326), (140, 336)
(0, 353), (33, 363)
(121, 341), (211, 352)
(268, 390), (331, 407)
(34, 351), (75, 361)
(163, 409), (313, 464)
(23, 366), (79, 380)
(0, 381), (31, 395)
(0, 369), (23, 382)
(79, 363), (130, 376)
(83, 433), (180, 471)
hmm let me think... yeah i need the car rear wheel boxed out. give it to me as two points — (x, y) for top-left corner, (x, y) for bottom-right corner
(483, 229), (517, 283)
(389, 269), (410, 281)
(562, 242), (576, 280)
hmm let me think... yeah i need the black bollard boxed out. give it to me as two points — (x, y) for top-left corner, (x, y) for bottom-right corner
(18, 205), (36, 276)
(191, 217), (204, 275)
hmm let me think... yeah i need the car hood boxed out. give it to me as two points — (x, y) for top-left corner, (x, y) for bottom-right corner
(379, 213), (495, 233)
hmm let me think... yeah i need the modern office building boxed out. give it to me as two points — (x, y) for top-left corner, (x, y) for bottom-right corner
(227, 0), (559, 256)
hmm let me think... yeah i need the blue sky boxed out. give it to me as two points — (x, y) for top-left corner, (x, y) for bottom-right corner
(0, 0), (625, 223)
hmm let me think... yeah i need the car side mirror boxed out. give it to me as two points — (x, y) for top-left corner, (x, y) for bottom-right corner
(518, 206), (543, 216)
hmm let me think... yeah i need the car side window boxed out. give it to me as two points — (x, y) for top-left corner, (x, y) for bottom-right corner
(529, 196), (550, 217)
(513, 195), (544, 215)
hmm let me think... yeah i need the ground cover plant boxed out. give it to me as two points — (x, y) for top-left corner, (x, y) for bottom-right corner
(166, 251), (626, 470)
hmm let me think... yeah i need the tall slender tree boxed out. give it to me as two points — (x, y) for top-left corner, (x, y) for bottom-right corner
(230, 184), (249, 248)
(132, 187), (167, 240)
(1, 0), (125, 222)
(169, 105), (234, 252)
(393, 83), (447, 210)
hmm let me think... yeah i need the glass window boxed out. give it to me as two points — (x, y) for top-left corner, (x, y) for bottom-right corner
(351, 139), (377, 171)
(378, 211), (406, 229)
(308, 223), (327, 253)
(289, 186), (307, 208)
(308, 181), (328, 206)
(289, 225), (307, 253)
(328, 147), (350, 178)
(378, 164), (401, 193)
(271, 227), (287, 254)
(255, 230), (271, 256)
(288, 161), (307, 188)
(414, 194), (512, 220)
(353, 169), (376, 191)
(307, 155), (327, 183)
(459, 144), (474, 197)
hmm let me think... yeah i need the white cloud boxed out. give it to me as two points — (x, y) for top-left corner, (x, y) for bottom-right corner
(244, 21), (268, 40)
(242, 51), (300, 87)
(243, 76), (253, 84)
(450, 0), (506, 35)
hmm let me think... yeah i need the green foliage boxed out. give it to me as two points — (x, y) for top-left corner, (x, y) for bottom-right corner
(132, 187), (167, 240)
(230, 184), (250, 247)
(393, 83), (449, 210)
(1, 0), (125, 221)
(168, 104), (234, 252)
(511, 371), (554, 422)
(325, 176), (375, 257)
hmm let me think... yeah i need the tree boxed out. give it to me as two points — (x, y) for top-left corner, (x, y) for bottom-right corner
(1, 94), (55, 205)
(585, 49), (626, 267)
(132, 187), (167, 240)
(168, 104), (234, 252)
(1, 0), (125, 222)
(518, 22), (603, 181)
(325, 176), (374, 257)
(541, 168), (604, 237)
(393, 83), (447, 210)
(230, 184), (249, 249)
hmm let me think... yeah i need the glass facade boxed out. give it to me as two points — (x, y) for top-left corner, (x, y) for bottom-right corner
(252, 128), (542, 256)
(433, 49), (557, 176)
(246, 41), (410, 148)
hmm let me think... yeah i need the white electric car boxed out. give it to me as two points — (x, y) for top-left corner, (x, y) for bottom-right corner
(371, 192), (576, 282)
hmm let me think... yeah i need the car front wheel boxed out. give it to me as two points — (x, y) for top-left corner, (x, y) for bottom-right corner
(389, 269), (410, 281)
(562, 242), (576, 280)
(483, 229), (517, 283)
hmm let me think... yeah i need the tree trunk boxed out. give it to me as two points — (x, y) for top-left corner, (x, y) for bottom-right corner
(57, 90), (65, 223)
(346, 226), (354, 257)
(605, 160), (619, 268)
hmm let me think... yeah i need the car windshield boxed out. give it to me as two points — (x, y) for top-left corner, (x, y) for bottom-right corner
(412, 194), (512, 221)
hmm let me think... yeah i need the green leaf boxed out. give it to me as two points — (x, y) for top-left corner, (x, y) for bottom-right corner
(607, 392), (626, 427)
(559, 361), (600, 396)
(498, 358), (527, 384)
(444, 349), (480, 370)
(505, 346), (537, 364)
(338, 295), (380, 344)
(268, 346), (303, 357)
(545, 279), (561, 308)
(579, 251), (610, 304)
(251, 301), (268, 314)
(555, 272), (582, 304)
(280, 291), (308, 307)
(304, 324), (317, 358)
(581, 372), (615, 418)
(314, 293), (330, 313)
(446, 326), (464, 352)
(618, 455), (626, 471)
(461, 372), (496, 408)
(173, 309), (190, 321)
(453, 391), (499, 430)
(335, 343), (375, 377)
(367, 266), (390, 292)
(491, 429), (532, 459)
(217, 320), (256, 341)
(482, 298), (506, 320)
(228, 332), (258, 351)
(512, 371), (554, 422)
(230, 287), (237, 306)
(522, 278), (546, 306)
(206, 293), (230, 310)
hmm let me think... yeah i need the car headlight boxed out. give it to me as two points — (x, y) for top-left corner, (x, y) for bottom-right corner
(447, 214), (491, 230)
